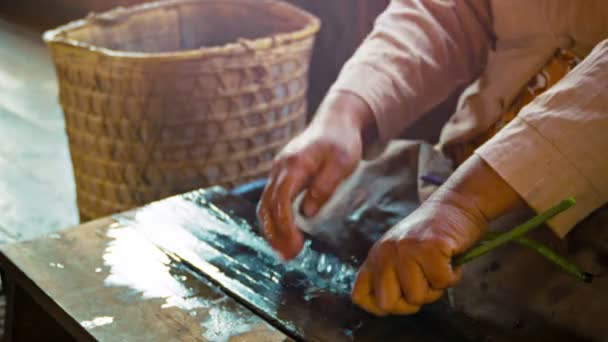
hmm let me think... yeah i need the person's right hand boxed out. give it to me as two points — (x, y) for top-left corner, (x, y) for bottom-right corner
(257, 91), (377, 260)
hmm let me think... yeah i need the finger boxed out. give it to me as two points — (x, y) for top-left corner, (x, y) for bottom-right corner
(395, 257), (429, 306)
(257, 163), (304, 259)
(354, 293), (389, 316)
(371, 255), (402, 312)
(452, 265), (464, 281)
(423, 288), (444, 304)
(257, 205), (277, 243)
(385, 297), (420, 315)
(301, 158), (355, 217)
(416, 249), (461, 290)
(258, 205), (298, 259)
(352, 263), (388, 316)
(269, 168), (309, 259)
(257, 171), (279, 240)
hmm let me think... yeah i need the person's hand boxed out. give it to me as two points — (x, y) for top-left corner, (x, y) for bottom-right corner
(351, 154), (523, 315)
(351, 189), (488, 315)
(257, 91), (376, 260)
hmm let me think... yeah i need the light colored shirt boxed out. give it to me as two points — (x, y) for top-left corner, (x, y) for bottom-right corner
(331, 0), (608, 237)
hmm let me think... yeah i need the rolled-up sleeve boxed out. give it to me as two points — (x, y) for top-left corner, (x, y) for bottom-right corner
(476, 40), (608, 237)
(331, 0), (492, 142)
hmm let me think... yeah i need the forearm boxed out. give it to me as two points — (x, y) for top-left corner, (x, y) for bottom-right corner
(311, 90), (379, 146)
(476, 39), (608, 237)
(331, 0), (492, 142)
(428, 154), (524, 226)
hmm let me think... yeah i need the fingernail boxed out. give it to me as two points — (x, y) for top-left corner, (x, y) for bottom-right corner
(303, 200), (319, 217)
(279, 248), (298, 261)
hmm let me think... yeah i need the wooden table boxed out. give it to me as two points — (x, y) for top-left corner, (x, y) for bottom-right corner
(0, 187), (602, 341)
(0, 218), (289, 342)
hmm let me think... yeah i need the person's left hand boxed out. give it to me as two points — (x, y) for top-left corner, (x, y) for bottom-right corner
(351, 191), (488, 315)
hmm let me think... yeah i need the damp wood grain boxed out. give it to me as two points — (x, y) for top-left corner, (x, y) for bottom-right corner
(0, 187), (599, 342)
(0, 217), (290, 342)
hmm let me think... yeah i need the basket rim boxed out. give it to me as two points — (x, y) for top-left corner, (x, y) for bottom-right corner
(42, 0), (320, 60)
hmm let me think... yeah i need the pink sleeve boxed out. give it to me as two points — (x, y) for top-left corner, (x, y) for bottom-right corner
(476, 39), (608, 237)
(330, 0), (492, 142)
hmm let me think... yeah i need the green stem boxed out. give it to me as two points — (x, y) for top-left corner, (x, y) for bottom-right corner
(453, 197), (576, 266)
(481, 232), (592, 283)
(515, 235), (593, 283)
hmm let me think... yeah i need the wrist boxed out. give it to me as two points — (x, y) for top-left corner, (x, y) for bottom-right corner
(439, 155), (524, 222)
(426, 186), (489, 235)
(314, 90), (378, 144)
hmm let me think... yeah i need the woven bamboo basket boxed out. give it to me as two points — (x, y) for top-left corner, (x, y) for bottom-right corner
(43, 0), (320, 222)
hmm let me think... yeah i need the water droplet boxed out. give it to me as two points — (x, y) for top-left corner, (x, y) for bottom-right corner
(317, 255), (327, 274)
(81, 316), (114, 329)
(95, 268), (102, 273)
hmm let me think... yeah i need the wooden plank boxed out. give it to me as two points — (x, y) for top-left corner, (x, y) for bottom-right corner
(0, 217), (289, 341)
(0, 186), (600, 341)
(3, 277), (77, 342)
(115, 187), (589, 341)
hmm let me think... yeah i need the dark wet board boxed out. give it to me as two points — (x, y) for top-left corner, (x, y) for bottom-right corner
(0, 217), (290, 341)
(0, 187), (597, 341)
(115, 187), (589, 342)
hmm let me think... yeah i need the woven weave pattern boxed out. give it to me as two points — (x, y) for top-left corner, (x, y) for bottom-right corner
(44, 0), (319, 221)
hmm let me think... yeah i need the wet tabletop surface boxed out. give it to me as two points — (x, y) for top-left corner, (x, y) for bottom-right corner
(1, 187), (594, 341)
(0, 216), (289, 341)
